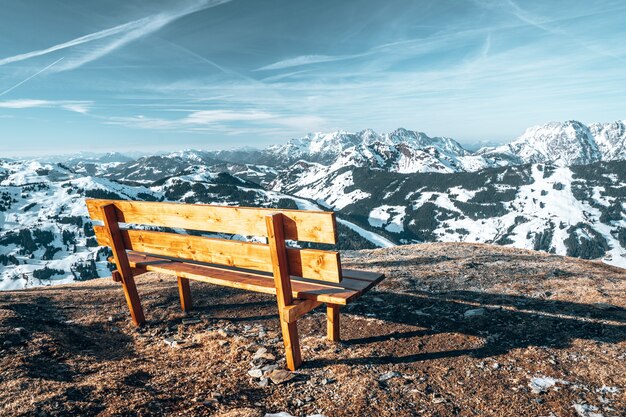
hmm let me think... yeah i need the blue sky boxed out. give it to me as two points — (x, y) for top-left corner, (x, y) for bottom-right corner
(1, 0), (626, 156)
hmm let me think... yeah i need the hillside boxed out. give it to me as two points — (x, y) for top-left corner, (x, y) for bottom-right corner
(272, 161), (626, 269)
(1, 243), (624, 416)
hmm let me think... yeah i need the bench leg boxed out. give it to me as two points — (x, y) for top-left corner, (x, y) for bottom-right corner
(177, 276), (192, 312)
(327, 304), (340, 342)
(121, 275), (145, 326)
(280, 318), (302, 371)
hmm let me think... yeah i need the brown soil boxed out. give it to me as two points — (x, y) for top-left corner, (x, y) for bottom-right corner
(1, 243), (625, 417)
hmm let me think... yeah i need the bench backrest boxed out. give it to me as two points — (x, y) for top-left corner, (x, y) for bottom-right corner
(86, 199), (342, 283)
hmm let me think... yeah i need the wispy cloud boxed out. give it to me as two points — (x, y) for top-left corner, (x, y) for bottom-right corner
(482, 0), (625, 61)
(0, 99), (92, 113)
(0, 0), (232, 72)
(254, 26), (493, 73)
(105, 109), (326, 134)
(183, 109), (274, 124)
(256, 54), (364, 71)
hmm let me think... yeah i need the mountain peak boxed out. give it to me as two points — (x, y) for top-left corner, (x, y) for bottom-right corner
(478, 120), (603, 166)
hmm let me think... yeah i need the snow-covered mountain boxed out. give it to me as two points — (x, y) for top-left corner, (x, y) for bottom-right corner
(270, 120), (626, 170)
(0, 159), (381, 290)
(265, 122), (625, 270)
(479, 121), (602, 166)
(262, 128), (491, 173)
(2, 119), (625, 290)
(588, 120), (626, 161)
(271, 160), (626, 269)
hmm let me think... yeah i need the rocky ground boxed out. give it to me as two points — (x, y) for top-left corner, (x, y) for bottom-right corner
(0, 243), (625, 417)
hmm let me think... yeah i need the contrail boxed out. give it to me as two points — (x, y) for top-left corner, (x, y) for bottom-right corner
(0, 0), (232, 71)
(0, 57), (65, 97)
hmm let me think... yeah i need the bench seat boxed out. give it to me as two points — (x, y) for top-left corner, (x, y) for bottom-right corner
(118, 252), (384, 305)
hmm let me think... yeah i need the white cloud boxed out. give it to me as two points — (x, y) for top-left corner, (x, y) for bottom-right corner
(256, 54), (363, 71)
(105, 109), (327, 134)
(0, 99), (92, 113)
(183, 109), (274, 124)
(0, 0), (232, 72)
(0, 99), (50, 109)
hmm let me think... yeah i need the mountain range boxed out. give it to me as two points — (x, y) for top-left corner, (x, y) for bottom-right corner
(1, 120), (624, 289)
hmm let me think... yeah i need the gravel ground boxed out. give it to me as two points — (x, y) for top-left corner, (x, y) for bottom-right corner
(0, 242), (625, 417)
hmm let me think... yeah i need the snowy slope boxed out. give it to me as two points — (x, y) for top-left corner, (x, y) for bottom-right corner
(588, 120), (626, 161)
(273, 160), (626, 269)
(0, 159), (390, 290)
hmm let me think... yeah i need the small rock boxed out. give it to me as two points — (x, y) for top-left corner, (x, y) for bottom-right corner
(182, 318), (201, 325)
(217, 329), (231, 338)
(248, 369), (263, 378)
(262, 364), (279, 373)
(253, 347), (276, 361)
(253, 347), (267, 356)
(572, 403), (602, 417)
(217, 340), (229, 347)
(492, 362), (500, 369)
(257, 377), (269, 387)
(529, 377), (565, 394)
(379, 371), (401, 382)
(202, 393), (222, 405)
(268, 369), (295, 385)
(14, 327), (26, 333)
(463, 308), (485, 318)
(164, 337), (186, 349)
(432, 395), (446, 404)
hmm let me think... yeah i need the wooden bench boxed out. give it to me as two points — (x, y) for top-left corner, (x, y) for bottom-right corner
(86, 199), (385, 370)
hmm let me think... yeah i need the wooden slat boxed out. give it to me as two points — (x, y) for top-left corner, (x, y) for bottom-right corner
(86, 199), (337, 244)
(121, 252), (372, 305)
(94, 226), (341, 282)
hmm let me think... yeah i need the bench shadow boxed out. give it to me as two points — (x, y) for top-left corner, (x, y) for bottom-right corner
(1, 296), (135, 382)
(305, 289), (626, 368)
(145, 279), (626, 370)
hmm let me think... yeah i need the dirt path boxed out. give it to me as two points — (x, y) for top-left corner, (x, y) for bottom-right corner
(1, 243), (625, 416)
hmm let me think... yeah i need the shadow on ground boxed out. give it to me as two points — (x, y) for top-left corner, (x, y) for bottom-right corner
(305, 289), (626, 367)
(1, 296), (134, 382)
